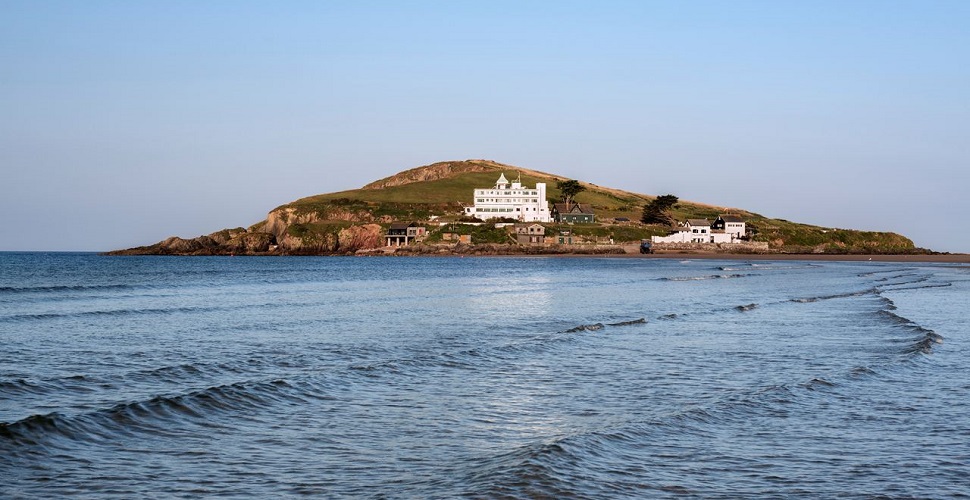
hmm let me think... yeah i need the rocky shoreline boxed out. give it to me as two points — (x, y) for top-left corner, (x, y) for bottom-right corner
(105, 239), (965, 263)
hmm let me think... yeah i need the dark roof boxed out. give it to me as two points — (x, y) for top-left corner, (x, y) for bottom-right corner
(553, 203), (594, 214)
(718, 215), (744, 223)
(389, 222), (416, 230)
(686, 219), (711, 227)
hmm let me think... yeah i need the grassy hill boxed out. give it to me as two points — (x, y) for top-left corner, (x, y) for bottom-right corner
(286, 160), (649, 213)
(258, 159), (919, 254)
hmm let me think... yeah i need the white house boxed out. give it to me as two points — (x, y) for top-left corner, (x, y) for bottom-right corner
(685, 219), (713, 243)
(652, 216), (747, 244)
(713, 215), (746, 239)
(464, 173), (551, 222)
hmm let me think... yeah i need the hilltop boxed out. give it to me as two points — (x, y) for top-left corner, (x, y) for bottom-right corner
(109, 159), (921, 256)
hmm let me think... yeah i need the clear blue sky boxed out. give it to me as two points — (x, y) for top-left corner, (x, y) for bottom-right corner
(2, 1), (968, 252)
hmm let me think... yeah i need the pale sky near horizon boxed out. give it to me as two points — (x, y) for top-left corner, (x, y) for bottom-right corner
(2, 1), (968, 252)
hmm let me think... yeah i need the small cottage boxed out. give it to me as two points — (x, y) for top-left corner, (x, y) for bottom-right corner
(685, 219), (712, 243)
(514, 223), (545, 245)
(552, 203), (595, 224)
(556, 230), (574, 245)
(713, 215), (747, 239)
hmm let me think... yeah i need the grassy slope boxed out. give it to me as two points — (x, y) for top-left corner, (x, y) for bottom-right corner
(271, 161), (918, 253)
(292, 171), (648, 208)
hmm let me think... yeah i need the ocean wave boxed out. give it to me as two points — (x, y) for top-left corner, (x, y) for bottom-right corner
(349, 350), (482, 376)
(608, 318), (647, 327)
(871, 273), (918, 283)
(461, 439), (592, 498)
(0, 304), (242, 323)
(561, 318), (647, 333)
(123, 363), (212, 385)
(902, 332), (945, 355)
(803, 378), (837, 390)
(0, 374), (104, 403)
(880, 282), (952, 293)
(0, 378), (329, 449)
(457, 346), (934, 497)
(563, 323), (605, 333)
(876, 296), (898, 311)
(850, 366), (877, 377)
(879, 276), (931, 288)
(873, 309), (944, 355)
(0, 378), (49, 398)
(749, 263), (821, 270)
(456, 382), (817, 497)
(347, 318), (650, 379)
(0, 283), (137, 294)
(661, 274), (750, 282)
(790, 288), (878, 303)
(859, 268), (916, 277)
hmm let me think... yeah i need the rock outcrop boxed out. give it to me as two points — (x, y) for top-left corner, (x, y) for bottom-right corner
(337, 224), (384, 252)
(107, 227), (277, 256)
(265, 208), (321, 244)
(109, 221), (386, 256)
(362, 160), (500, 189)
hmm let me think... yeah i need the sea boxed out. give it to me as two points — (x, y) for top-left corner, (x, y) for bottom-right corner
(1, 252), (968, 498)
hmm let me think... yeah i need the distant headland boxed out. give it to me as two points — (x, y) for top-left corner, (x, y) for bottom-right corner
(108, 159), (940, 258)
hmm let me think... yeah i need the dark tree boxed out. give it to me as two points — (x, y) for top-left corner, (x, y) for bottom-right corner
(556, 179), (586, 206)
(641, 194), (679, 225)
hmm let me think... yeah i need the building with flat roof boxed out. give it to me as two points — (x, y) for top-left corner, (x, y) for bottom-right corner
(463, 173), (551, 222)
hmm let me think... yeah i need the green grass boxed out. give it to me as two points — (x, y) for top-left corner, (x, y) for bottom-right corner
(746, 217), (915, 252)
(293, 169), (651, 211)
(425, 224), (514, 244)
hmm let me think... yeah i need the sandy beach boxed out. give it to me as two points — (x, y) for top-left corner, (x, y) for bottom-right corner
(627, 251), (970, 264)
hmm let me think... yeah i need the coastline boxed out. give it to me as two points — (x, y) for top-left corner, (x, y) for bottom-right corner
(387, 243), (969, 263)
(612, 252), (970, 264)
(104, 244), (969, 264)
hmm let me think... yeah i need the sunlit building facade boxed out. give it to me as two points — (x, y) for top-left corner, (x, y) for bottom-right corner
(464, 173), (551, 222)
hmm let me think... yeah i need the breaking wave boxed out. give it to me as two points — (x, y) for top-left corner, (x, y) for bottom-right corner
(661, 274), (750, 281)
(561, 318), (646, 333)
(0, 378), (333, 451)
(790, 288), (878, 303)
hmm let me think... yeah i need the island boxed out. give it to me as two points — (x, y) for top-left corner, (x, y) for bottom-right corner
(108, 159), (943, 259)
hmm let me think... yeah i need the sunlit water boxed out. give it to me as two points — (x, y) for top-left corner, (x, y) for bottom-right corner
(2, 253), (968, 498)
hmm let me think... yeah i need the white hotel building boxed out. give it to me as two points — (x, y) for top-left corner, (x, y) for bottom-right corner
(464, 173), (552, 222)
